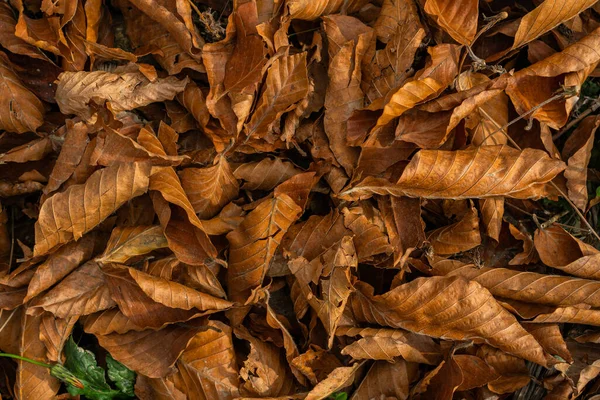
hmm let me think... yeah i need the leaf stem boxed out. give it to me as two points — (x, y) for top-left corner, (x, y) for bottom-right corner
(552, 96), (600, 140)
(0, 353), (53, 369)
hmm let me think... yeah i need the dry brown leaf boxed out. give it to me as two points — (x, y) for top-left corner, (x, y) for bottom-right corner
(427, 205), (481, 255)
(305, 363), (361, 400)
(0, 51), (44, 133)
(341, 145), (565, 201)
(245, 52), (309, 140)
(562, 115), (599, 210)
(95, 318), (207, 378)
(0, 136), (51, 164)
(506, 26), (600, 128)
(15, 313), (60, 400)
(378, 196), (425, 265)
(0, 2), (48, 60)
(477, 345), (531, 394)
(91, 126), (186, 167)
(342, 208), (393, 262)
(82, 309), (145, 335)
(337, 327), (442, 364)
(376, 44), (460, 128)
(511, 0), (598, 50)
(135, 375), (186, 400)
(39, 313), (77, 362)
(351, 359), (418, 400)
(44, 120), (89, 195)
(32, 261), (116, 318)
(287, 0), (370, 20)
(479, 197), (504, 241)
(95, 225), (168, 264)
(457, 72), (509, 146)
(235, 326), (295, 397)
(227, 193), (302, 324)
(25, 234), (96, 302)
(234, 157), (303, 191)
(534, 224), (598, 269)
(55, 70), (189, 119)
(418, 354), (499, 398)
(430, 259), (600, 308)
(348, 276), (550, 366)
(424, 0), (478, 45)
(179, 156), (239, 219)
(291, 346), (343, 386)
(522, 323), (572, 363)
(34, 162), (151, 256)
(103, 263), (231, 328)
(508, 223), (539, 265)
(290, 237), (357, 348)
(172, 320), (240, 399)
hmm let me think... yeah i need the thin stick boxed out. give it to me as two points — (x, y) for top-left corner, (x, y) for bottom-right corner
(481, 90), (571, 145)
(552, 97), (600, 140)
(8, 208), (13, 270)
(484, 89), (600, 243)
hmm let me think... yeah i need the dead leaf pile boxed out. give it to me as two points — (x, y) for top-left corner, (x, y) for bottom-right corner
(2, 0), (600, 399)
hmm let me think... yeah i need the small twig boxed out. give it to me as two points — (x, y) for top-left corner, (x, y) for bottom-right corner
(486, 87), (600, 243)
(540, 210), (569, 229)
(505, 202), (547, 220)
(217, 0), (230, 20)
(481, 89), (572, 144)
(458, 11), (508, 73)
(552, 96), (600, 140)
(8, 208), (13, 270)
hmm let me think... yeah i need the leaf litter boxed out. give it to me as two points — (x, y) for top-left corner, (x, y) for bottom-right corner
(1, 0), (600, 399)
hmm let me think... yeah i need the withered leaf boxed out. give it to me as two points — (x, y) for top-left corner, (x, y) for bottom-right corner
(376, 44), (460, 128)
(431, 259), (600, 308)
(25, 234), (96, 302)
(235, 326), (295, 397)
(245, 52), (309, 140)
(534, 224), (598, 269)
(0, 51), (44, 133)
(103, 264), (231, 329)
(427, 205), (481, 255)
(337, 327), (442, 365)
(179, 156), (239, 219)
(424, 0), (478, 45)
(44, 120), (89, 195)
(563, 115), (599, 210)
(95, 318), (207, 378)
(511, 0), (598, 50)
(348, 277), (550, 366)
(287, 0), (369, 20)
(39, 313), (77, 362)
(351, 359), (418, 400)
(227, 193), (302, 324)
(55, 70), (189, 119)
(305, 363), (361, 400)
(172, 320), (240, 400)
(342, 146), (565, 201)
(32, 261), (116, 318)
(34, 162), (151, 256)
(96, 225), (168, 264)
(15, 313), (60, 400)
(234, 157), (303, 191)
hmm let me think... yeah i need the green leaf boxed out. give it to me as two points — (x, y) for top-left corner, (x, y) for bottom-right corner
(63, 337), (122, 400)
(106, 354), (135, 397)
(328, 393), (348, 400)
(596, 185), (600, 198)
